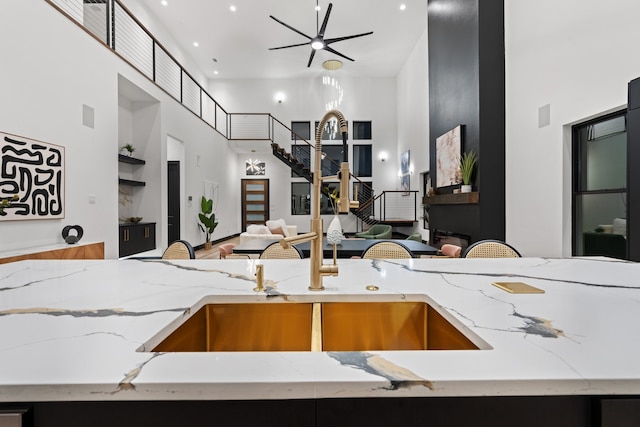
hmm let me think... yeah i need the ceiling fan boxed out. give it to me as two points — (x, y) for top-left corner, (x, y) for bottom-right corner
(268, 1), (373, 67)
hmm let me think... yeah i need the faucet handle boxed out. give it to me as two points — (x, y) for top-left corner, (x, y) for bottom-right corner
(254, 264), (265, 292)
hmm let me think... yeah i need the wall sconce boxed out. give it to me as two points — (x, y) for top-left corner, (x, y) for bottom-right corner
(274, 92), (286, 103)
(378, 151), (388, 162)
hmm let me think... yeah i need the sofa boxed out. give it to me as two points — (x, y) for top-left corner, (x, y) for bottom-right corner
(239, 219), (298, 245)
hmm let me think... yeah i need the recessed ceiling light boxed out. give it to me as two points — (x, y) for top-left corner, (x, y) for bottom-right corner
(193, 42), (199, 47)
(315, 5), (321, 11)
(323, 59), (343, 71)
(399, 4), (407, 11)
(161, 0), (168, 5)
(214, 70), (219, 75)
(230, 5), (237, 12)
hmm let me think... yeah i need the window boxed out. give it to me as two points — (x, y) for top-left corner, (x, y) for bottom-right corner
(291, 182), (311, 215)
(315, 119), (344, 141)
(320, 182), (340, 215)
(573, 111), (628, 259)
(353, 121), (372, 140)
(291, 144), (311, 178)
(353, 145), (372, 177)
(291, 121), (310, 141)
(321, 145), (344, 176)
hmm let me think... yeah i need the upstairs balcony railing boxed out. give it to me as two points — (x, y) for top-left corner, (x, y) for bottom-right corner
(46, 0), (418, 228)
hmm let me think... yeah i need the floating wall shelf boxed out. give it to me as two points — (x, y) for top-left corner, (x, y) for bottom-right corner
(119, 179), (146, 187)
(118, 154), (146, 165)
(423, 192), (479, 205)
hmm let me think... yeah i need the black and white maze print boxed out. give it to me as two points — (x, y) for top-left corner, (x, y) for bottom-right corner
(1, 133), (64, 220)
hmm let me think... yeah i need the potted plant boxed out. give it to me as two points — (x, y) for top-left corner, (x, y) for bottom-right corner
(459, 150), (478, 193)
(198, 196), (218, 250)
(121, 144), (135, 157)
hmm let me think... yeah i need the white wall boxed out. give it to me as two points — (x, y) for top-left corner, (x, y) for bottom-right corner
(0, 0), (238, 258)
(397, 28), (429, 240)
(505, 0), (640, 256)
(210, 76), (398, 233)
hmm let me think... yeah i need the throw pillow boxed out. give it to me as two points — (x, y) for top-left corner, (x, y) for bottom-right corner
(612, 218), (627, 236)
(246, 224), (272, 235)
(269, 226), (285, 236)
(266, 219), (289, 237)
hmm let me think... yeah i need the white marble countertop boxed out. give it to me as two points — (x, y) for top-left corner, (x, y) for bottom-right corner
(1, 257), (639, 402)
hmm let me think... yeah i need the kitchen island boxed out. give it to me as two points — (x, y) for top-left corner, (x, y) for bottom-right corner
(1, 257), (639, 426)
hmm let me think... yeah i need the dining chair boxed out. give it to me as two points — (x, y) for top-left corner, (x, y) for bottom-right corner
(438, 243), (462, 258)
(462, 240), (521, 258)
(218, 243), (236, 259)
(162, 240), (196, 260)
(361, 241), (414, 259)
(259, 241), (304, 259)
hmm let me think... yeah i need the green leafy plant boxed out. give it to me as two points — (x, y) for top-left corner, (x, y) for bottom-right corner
(122, 144), (135, 154)
(198, 196), (218, 243)
(459, 150), (478, 185)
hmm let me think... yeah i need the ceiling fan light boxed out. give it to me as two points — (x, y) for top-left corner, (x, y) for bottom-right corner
(311, 39), (325, 50)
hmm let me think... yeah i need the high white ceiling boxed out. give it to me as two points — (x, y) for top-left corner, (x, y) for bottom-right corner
(126, 0), (428, 80)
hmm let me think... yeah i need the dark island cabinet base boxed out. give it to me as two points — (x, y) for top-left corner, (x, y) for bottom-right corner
(2, 396), (639, 427)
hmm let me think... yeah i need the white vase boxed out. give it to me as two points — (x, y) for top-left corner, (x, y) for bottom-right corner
(461, 185), (472, 193)
(326, 215), (344, 245)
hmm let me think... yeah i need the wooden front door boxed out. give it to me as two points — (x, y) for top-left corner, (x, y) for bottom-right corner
(241, 179), (269, 231)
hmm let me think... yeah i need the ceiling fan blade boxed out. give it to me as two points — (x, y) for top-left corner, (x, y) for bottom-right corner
(269, 42), (311, 51)
(269, 15), (312, 40)
(323, 45), (355, 62)
(324, 31), (374, 45)
(318, 3), (333, 37)
(307, 49), (317, 67)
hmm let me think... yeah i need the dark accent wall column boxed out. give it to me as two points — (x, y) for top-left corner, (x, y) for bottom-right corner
(627, 78), (640, 261)
(428, 0), (505, 244)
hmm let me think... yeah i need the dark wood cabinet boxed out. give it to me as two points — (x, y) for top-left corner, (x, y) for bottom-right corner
(119, 222), (156, 257)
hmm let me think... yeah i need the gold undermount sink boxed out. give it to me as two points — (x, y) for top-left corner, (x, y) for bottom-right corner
(146, 299), (487, 352)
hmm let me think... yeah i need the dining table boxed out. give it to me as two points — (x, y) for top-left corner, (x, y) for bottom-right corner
(232, 238), (439, 258)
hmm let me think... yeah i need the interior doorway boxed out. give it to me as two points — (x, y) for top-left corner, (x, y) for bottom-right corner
(241, 179), (269, 231)
(167, 161), (180, 244)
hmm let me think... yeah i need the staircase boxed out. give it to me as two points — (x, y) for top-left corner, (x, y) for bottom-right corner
(271, 142), (379, 226)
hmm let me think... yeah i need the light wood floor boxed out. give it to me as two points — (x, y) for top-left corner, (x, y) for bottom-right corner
(195, 236), (240, 259)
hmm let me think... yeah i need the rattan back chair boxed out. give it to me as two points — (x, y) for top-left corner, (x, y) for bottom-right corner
(462, 240), (521, 258)
(162, 240), (196, 260)
(361, 241), (414, 259)
(259, 241), (304, 259)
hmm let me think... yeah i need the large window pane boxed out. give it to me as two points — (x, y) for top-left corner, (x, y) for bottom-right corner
(353, 121), (372, 139)
(576, 193), (627, 258)
(291, 145), (311, 178)
(291, 183), (311, 215)
(353, 145), (372, 177)
(315, 119), (343, 141)
(577, 115), (627, 191)
(291, 121), (310, 140)
(321, 145), (343, 176)
(320, 182), (340, 215)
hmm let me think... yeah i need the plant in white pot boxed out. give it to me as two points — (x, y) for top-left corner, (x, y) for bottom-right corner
(121, 143), (135, 157)
(198, 196), (218, 250)
(459, 150), (477, 193)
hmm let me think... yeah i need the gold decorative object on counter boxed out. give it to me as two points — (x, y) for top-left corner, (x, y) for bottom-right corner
(492, 282), (544, 294)
(253, 264), (265, 292)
